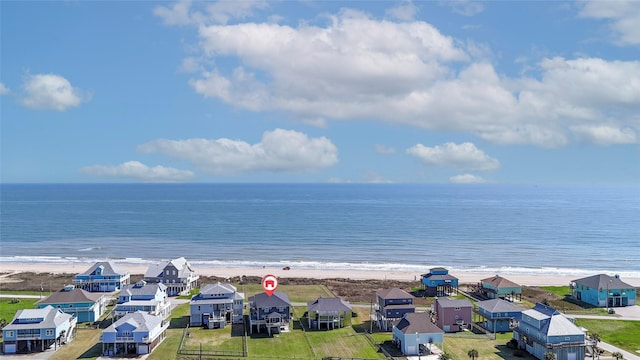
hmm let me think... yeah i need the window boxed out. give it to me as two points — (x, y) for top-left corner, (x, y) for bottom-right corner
(173, 270), (176, 275)
(46, 329), (54, 336)
(123, 330), (131, 336)
(455, 307), (460, 311)
(166, 270), (170, 275)
(6, 331), (13, 337)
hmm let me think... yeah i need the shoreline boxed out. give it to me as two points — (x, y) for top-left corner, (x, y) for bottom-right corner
(2, 261), (639, 287)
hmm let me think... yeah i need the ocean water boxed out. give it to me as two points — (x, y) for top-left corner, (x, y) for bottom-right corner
(1, 183), (639, 278)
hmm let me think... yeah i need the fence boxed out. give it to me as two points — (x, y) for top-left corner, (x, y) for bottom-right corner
(177, 323), (247, 358)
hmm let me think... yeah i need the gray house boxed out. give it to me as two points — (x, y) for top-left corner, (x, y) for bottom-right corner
(144, 257), (199, 296)
(474, 298), (523, 333)
(375, 288), (415, 331)
(249, 292), (291, 335)
(306, 297), (352, 330)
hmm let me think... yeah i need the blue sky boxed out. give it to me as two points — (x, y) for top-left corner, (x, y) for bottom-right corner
(1, 0), (639, 184)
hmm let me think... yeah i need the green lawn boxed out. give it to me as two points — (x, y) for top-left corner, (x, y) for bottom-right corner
(575, 319), (640, 353)
(305, 327), (385, 358)
(0, 297), (38, 323)
(240, 283), (334, 302)
(445, 335), (537, 360)
(49, 328), (102, 360)
(540, 286), (571, 297)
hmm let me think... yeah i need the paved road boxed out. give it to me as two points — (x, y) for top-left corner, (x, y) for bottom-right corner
(598, 341), (640, 360)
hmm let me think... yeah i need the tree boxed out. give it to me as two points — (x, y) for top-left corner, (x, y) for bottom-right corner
(544, 351), (556, 360)
(468, 349), (479, 360)
(612, 352), (624, 360)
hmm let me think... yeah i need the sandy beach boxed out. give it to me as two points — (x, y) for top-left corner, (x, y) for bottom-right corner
(2, 260), (639, 287)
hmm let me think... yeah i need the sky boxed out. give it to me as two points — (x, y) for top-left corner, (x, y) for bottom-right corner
(1, 0), (639, 184)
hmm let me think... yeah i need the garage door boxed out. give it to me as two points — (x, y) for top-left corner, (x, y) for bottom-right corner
(4, 344), (16, 354)
(139, 344), (149, 354)
(568, 352), (576, 360)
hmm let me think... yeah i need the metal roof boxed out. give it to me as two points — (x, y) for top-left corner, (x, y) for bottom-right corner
(395, 312), (443, 334)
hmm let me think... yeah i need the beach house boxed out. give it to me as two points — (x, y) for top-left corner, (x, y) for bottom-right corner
(144, 257), (199, 296)
(2, 306), (77, 354)
(73, 261), (130, 292)
(190, 282), (245, 328)
(570, 274), (636, 308)
(114, 280), (171, 320)
(434, 297), (472, 332)
(101, 311), (169, 356)
(479, 275), (522, 301)
(392, 312), (444, 356)
(513, 303), (586, 360)
(374, 288), (416, 331)
(306, 297), (352, 330)
(474, 298), (523, 333)
(36, 285), (107, 323)
(249, 292), (291, 335)
(421, 267), (459, 296)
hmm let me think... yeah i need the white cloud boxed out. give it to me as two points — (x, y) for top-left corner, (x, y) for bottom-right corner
(406, 142), (500, 171)
(159, 5), (640, 147)
(579, 0), (640, 46)
(81, 161), (195, 182)
(449, 173), (487, 183)
(138, 129), (338, 174)
(154, 0), (268, 26)
(20, 74), (89, 111)
(363, 171), (393, 183)
(570, 125), (637, 145)
(441, 0), (485, 16)
(386, 1), (419, 21)
(375, 144), (396, 154)
(0, 83), (9, 95)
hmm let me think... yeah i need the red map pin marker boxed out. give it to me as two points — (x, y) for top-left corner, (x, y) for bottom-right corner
(262, 274), (278, 296)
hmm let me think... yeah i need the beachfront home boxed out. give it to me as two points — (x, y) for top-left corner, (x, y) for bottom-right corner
(375, 288), (415, 331)
(570, 274), (636, 308)
(421, 267), (459, 296)
(190, 282), (244, 328)
(513, 303), (586, 360)
(36, 285), (107, 323)
(249, 292), (291, 335)
(114, 280), (171, 320)
(144, 257), (199, 296)
(392, 312), (444, 356)
(434, 297), (472, 332)
(306, 297), (352, 330)
(474, 298), (523, 333)
(73, 261), (130, 292)
(2, 306), (77, 354)
(101, 311), (169, 356)
(479, 275), (522, 301)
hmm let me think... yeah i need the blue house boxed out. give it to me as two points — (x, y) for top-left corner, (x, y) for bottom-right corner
(421, 267), (459, 296)
(474, 298), (523, 333)
(392, 312), (444, 356)
(571, 274), (636, 308)
(375, 288), (415, 331)
(115, 280), (171, 320)
(190, 282), (245, 328)
(480, 275), (522, 301)
(513, 303), (586, 360)
(73, 261), (130, 292)
(101, 311), (169, 356)
(249, 292), (291, 335)
(37, 285), (107, 323)
(2, 306), (77, 354)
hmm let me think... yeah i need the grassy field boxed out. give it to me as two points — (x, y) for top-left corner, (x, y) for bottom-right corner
(575, 319), (640, 354)
(240, 283), (334, 302)
(444, 333), (536, 360)
(0, 297), (38, 323)
(540, 286), (571, 297)
(49, 327), (102, 360)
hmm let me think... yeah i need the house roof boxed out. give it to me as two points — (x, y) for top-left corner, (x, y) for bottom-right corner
(37, 287), (104, 305)
(200, 282), (237, 295)
(104, 311), (162, 334)
(420, 273), (459, 281)
(144, 257), (197, 279)
(436, 297), (472, 308)
(78, 261), (129, 276)
(547, 314), (584, 337)
(475, 299), (523, 313)
(572, 274), (633, 290)
(395, 312), (443, 334)
(249, 292), (290, 308)
(376, 288), (413, 300)
(121, 282), (166, 297)
(4, 306), (73, 331)
(481, 275), (520, 288)
(307, 297), (352, 313)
